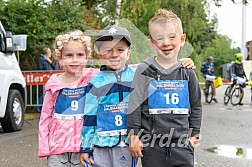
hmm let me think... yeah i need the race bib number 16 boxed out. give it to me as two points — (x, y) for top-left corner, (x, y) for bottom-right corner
(148, 80), (189, 112)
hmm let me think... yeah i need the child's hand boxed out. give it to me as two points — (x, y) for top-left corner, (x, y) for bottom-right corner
(80, 153), (91, 167)
(189, 136), (198, 148)
(180, 58), (196, 70)
(129, 135), (143, 158)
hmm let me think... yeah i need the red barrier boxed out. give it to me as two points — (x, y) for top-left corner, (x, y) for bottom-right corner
(22, 71), (62, 86)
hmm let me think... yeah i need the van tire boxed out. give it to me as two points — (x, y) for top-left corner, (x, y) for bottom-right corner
(0, 90), (25, 132)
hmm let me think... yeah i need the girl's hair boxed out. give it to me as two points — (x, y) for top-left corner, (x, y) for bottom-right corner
(54, 30), (91, 59)
(148, 9), (183, 34)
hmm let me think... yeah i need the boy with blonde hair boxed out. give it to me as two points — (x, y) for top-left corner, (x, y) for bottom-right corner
(127, 9), (202, 167)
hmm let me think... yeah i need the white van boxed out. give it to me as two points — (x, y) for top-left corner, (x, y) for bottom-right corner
(0, 21), (27, 132)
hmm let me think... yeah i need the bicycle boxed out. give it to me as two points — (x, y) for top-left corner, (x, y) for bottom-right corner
(223, 85), (232, 105)
(204, 75), (216, 103)
(223, 77), (251, 106)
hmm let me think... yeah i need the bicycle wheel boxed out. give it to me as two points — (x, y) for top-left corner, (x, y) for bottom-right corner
(223, 86), (231, 105)
(231, 87), (243, 106)
(205, 82), (214, 103)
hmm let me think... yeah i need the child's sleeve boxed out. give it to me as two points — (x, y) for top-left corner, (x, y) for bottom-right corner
(127, 64), (147, 136)
(38, 89), (54, 158)
(80, 83), (99, 153)
(188, 70), (202, 137)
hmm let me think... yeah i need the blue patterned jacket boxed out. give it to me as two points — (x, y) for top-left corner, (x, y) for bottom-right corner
(80, 65), (135, 153)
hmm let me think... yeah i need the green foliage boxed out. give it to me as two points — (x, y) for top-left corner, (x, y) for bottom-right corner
(0, 0), (242, 74)
(82, 0), (104, 10)
(153, 0), (219, 78)
(89, 0), (117, 27)
(118, 19), (155, 64)
(120, 0), (163, 36)
(164, 0), (218, 54)
(0, 0), (87, 70)
(83, 0), (239, 79)
(190, 51), (205, 81)
(203, 35), (237, 77)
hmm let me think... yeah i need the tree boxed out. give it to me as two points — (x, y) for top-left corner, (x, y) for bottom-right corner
(0, 0), (88, 70)
(87, 0), (118, 27)
(0, 0), (242, 72)
(82, 0), (104, 10)
(89, 0), (229, 78)
(120, 0), (163, 35)
(204, 35), (237, 76)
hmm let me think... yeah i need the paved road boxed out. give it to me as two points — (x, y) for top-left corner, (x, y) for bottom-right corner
(0, 119), (46, 167)
(0, 85), (251, 167)
(195, 85), (252, 167)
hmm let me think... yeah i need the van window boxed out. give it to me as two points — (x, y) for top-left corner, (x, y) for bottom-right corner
(0, 31), (6, 52)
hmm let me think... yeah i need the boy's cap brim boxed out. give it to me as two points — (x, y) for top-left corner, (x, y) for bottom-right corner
(95, 25), (131, 49)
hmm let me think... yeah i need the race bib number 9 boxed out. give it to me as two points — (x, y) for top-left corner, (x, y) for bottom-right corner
(148, 80), (189, 114)
(54, 87), (87, 115)
(97, 103), (128, 136)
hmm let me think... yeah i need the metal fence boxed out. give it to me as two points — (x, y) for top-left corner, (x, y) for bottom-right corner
(22, 70), (62, 108)
(27, 84), (44, 107)
(22, 71), (231, 108)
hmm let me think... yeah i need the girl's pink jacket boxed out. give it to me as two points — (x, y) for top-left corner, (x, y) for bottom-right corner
(38, 68), (98, 158)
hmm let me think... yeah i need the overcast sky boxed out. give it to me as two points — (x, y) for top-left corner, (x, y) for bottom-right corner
(209, 1), (252, 48)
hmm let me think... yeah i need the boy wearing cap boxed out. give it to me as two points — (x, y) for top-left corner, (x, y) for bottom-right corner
(80, 25), (195, 167)
(80, 25), (137, 167)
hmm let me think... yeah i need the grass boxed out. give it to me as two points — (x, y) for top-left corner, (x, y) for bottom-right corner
(24, 112), (40, 120)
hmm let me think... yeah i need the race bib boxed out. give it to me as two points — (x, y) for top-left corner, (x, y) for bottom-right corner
(148, 80), (189, 114)
(54, 87), (87, 118)
(97, 102), (128, 136)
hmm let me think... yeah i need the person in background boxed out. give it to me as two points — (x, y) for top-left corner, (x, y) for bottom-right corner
(201, 56), (218, 103)
(34, 48), (60, 112)
(230, 53), (248, 105)
(36, 47), (58, 71)
(51, 52), (60, 70)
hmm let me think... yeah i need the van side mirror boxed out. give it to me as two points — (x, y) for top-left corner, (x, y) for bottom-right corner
(5, 31), (14, 54)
